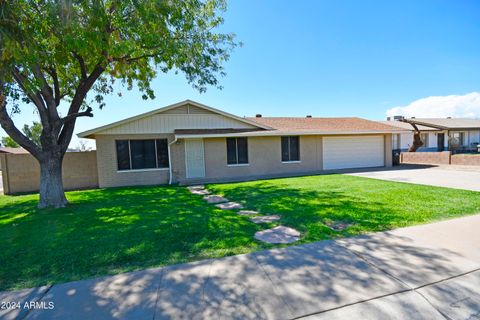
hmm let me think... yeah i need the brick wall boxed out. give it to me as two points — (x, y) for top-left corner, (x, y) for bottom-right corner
(0, 151), (98, 194)
(400, 151), (451, 165)
(451, 154), (480, 166)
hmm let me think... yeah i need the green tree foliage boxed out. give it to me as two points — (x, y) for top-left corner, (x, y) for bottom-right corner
(22, 121), (42, 146)
(0, 0), (237, 207)
(1, 136), (19, 147)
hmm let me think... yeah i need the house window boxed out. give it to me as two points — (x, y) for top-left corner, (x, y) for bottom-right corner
(116, 139), (169, 171)
(226, 137), (248, 165)
(281, 136), (300, 162)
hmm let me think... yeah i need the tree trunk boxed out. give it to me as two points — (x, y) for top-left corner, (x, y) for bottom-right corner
(408, 132), (424, 152)
(38, 155), (68, 209)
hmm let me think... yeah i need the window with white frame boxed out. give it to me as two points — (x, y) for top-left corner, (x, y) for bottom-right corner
(420, 133), (429, 148)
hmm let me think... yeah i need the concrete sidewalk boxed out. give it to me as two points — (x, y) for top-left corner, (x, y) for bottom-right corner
(2, 215), (479, 320)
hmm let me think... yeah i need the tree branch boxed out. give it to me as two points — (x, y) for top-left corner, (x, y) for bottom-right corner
(45, 66), (61, 106)
(72, 51), (87, 80)
(58, 61), (105, 151)
(31, 64), (56, 110)
(60, 106), (93, 124)
(0, 90), (41, 157)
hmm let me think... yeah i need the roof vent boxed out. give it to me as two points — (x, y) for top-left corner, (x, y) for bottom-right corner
(306, 115), (312, 118)
(447, 116), (452, 119)
(411, 117), (416, 119)
(255, 114), (262, 118)
(393, 115), (404, 121)
(386, 117), (391, 121)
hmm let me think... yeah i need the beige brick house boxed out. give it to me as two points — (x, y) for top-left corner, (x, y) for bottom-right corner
(78, 100), (405, 188)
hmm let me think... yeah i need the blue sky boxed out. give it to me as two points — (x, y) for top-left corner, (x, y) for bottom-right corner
(3, 0), (480, 148)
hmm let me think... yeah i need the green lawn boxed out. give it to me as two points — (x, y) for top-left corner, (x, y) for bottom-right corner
(1, 174), (480, 291)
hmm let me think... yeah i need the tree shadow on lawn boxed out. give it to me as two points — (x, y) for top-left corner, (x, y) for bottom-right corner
(0, 186), (266, 291)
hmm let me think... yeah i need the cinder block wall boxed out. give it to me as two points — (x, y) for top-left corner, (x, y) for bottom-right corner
(1, 151), (98, 194)
(451, 154), (480, 166)
(400, 151), (451, 165)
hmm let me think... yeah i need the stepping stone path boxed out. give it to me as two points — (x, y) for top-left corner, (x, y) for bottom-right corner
(325, 221), (352, 231)
(187, 185), (301, 243)
(203, 195), (229, 204)
(250, 215), (281, 224)
(216, 202), (244, 210)
(254, 226), (301, 244)
(187, 185), (211, 195)
(237, 210), (260, 216)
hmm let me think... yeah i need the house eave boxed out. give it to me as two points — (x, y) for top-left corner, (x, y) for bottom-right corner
(174, 129), (409, 139)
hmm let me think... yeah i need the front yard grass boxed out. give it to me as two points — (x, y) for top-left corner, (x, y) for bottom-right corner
(1, 174), (479, 291)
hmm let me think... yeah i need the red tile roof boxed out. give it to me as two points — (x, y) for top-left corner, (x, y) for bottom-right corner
(247, 117), (404, 133)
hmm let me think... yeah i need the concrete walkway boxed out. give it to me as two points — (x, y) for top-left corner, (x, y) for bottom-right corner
(348, 165), (480, 192)
(2, 215), (479, 320)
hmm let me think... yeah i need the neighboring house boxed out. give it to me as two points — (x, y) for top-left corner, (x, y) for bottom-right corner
(78, 100), (405, 187)
(378, 121), (441, 151)
(381, 118), (480, 152)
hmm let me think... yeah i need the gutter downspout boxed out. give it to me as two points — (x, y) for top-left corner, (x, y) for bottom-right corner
(168, 137), (178, 185)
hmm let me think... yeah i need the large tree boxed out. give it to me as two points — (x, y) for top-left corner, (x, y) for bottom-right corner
(0, 0), (237, 208)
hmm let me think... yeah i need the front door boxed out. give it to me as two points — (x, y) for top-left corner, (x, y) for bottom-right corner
(437, 133), (445, 151)
(185, 139), (206, 179)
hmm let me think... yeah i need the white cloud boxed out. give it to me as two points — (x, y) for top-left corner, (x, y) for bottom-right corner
(386, 92), (480, 119)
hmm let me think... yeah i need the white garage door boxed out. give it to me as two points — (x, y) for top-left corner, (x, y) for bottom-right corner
(323, 136), (384, 170)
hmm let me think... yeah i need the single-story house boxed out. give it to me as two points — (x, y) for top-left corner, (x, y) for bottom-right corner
(78, 100), (405, 187)
(381, 118), (480, 152)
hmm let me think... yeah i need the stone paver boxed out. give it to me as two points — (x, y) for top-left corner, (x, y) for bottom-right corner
(237, 210), (260, 216)
(203, 195), (228, 204)
(325, 221), (352, 231)
(26, 268), (163, 320)
(301, 291), (444, 320)
(215, 201), (244, 210)
(190, 189), (210, 195)
(348, 166), (480, 192)
(254, 226), (300, 244)
(250, 215), (281, 224)
(187, 185), (205, 191)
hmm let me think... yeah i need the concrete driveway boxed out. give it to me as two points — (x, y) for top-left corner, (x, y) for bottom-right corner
(348, 165), (480, 192)
(2, 214), (479, 320)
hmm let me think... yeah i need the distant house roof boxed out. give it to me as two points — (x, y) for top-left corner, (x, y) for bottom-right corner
(377, 121), (439, 131)
(0, 147), (29, 154)
(405, 118), (480, 130)
(247, 117), (406, 133)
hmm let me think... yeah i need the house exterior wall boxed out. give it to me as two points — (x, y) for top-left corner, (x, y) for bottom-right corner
(0, 152), (98, 194)
(199, 135), (323, 182)
(95, 134), (185, 188)
(95, 133), (393, 187)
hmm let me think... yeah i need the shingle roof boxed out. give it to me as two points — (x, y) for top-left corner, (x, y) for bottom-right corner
(406, 118), (480, 130)
(246, 117), (405, 133)
(377, 121), (439, 131)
